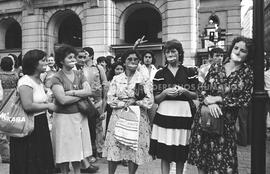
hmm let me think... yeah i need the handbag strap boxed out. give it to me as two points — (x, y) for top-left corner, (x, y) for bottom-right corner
(0, 89), (16, 111)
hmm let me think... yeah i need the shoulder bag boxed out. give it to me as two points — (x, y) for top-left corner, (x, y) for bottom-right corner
(0, 89), (34, 137)
(200, 104), (224, 135)
(114, 106), (140, 150)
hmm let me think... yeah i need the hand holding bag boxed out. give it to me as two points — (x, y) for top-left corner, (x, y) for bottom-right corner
(76, 71), (100, 119)
(200, 105), (224, 135)
(114, 106), (140, 150)
(134, 83), (146, 100)
(0, 89), (34, 137)
(77, 97), (100, 119)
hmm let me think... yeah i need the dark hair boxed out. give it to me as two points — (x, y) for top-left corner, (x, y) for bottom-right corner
(209, 47), (224, 58)
(0, 56), (14, 72)
(83, 47), (94, 57)
(121, 49), (141, 63)
(227, 36), (254, 65)
(54, 44), (77, 68)
(97, 56), (106, 64)
(106, 55), (115, 68)
(108, 61), (125, 81)
(22, 49), (47, 75)
(141, 50), (156, 64)
(8, 53), (19, 69)
(163, 39), (184, 64)
(114, 55), (122, 63)
(76, 47), (84, 54)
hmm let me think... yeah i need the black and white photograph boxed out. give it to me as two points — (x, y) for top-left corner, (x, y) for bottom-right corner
(0, 0), (269, 173)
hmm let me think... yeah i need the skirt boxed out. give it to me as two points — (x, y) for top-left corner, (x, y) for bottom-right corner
(52, 112), (92, 164)
(10, 113), (54, 174)
(149, 100), (193, 162)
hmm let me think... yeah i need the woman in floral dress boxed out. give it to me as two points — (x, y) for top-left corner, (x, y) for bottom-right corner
(187, 36), (254, 174)
(103, 49), (153, 174)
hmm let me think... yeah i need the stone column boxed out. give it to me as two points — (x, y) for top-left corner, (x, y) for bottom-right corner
(163, 0), (198, 66)
(83, 0), (114, 58)
(22, 5), (45, 55)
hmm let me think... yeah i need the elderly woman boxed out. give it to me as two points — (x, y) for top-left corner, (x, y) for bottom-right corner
(149, 39), (198, 174)
(187, 36), (254, 174)
(9, 50), (56, 174)
(103, 49), (153, 174)
(50, 45), (93, 174)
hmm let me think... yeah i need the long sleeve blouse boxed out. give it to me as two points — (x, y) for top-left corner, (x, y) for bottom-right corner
(107, 71), (153, 109)
(198, 62), (253, 109)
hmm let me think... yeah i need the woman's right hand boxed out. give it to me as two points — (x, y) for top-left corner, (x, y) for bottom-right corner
(163, 87), (178, 97)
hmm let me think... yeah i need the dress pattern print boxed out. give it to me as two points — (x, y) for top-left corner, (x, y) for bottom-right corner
(103, 71), (153, 165)
(187, 62), (253, 174)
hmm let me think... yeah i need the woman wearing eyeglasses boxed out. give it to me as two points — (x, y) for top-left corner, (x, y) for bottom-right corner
(103, 50), (153, 174)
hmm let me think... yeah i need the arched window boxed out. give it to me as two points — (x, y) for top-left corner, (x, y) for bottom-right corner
(125, 7), (162, 44)
(5, 21), (22, 49)
(58, 14), (82, 47)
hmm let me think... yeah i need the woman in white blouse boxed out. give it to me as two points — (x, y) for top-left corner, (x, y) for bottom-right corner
(103, 50), (154, 174)
(9, 50), (56, 174)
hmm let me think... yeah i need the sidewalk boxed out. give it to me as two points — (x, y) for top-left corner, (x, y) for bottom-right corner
(1, 142), (270, 174)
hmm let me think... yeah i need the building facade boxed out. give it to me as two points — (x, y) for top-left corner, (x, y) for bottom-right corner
(241, 0), (253, 38)
(0, 0), (241, 66)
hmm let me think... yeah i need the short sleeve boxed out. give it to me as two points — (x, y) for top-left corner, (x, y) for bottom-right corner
(50, 74), (63, 88)
(185, 67), (199, 92)
(17, 75), (34, 90)
(153, 70), (165, 96)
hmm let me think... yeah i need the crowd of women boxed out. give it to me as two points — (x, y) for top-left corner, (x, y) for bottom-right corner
(0, 35), (255, 174)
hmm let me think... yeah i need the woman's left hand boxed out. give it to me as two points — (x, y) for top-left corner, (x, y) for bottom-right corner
(208, 104), (223, 118)
(176, 86), (188, 96)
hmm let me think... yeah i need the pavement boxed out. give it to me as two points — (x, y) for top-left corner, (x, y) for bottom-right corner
(1, 140), (270, 174)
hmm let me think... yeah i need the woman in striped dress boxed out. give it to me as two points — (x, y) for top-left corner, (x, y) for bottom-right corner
(149, 39), (198, 174)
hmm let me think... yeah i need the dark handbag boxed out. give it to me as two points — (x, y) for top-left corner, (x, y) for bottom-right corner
(200, 105), (224, 135)
(134, 83), (146, 100)
(77, 98), (99, 119)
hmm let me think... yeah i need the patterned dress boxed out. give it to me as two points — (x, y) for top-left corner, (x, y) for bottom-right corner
(187, 62), (253, 174)
(149, 65), (197, 162)
(103, 71), (153, 165)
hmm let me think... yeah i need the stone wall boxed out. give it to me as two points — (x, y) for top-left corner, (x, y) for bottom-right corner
(198, 0), (241, 51)
(0, 0), (241, 65)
